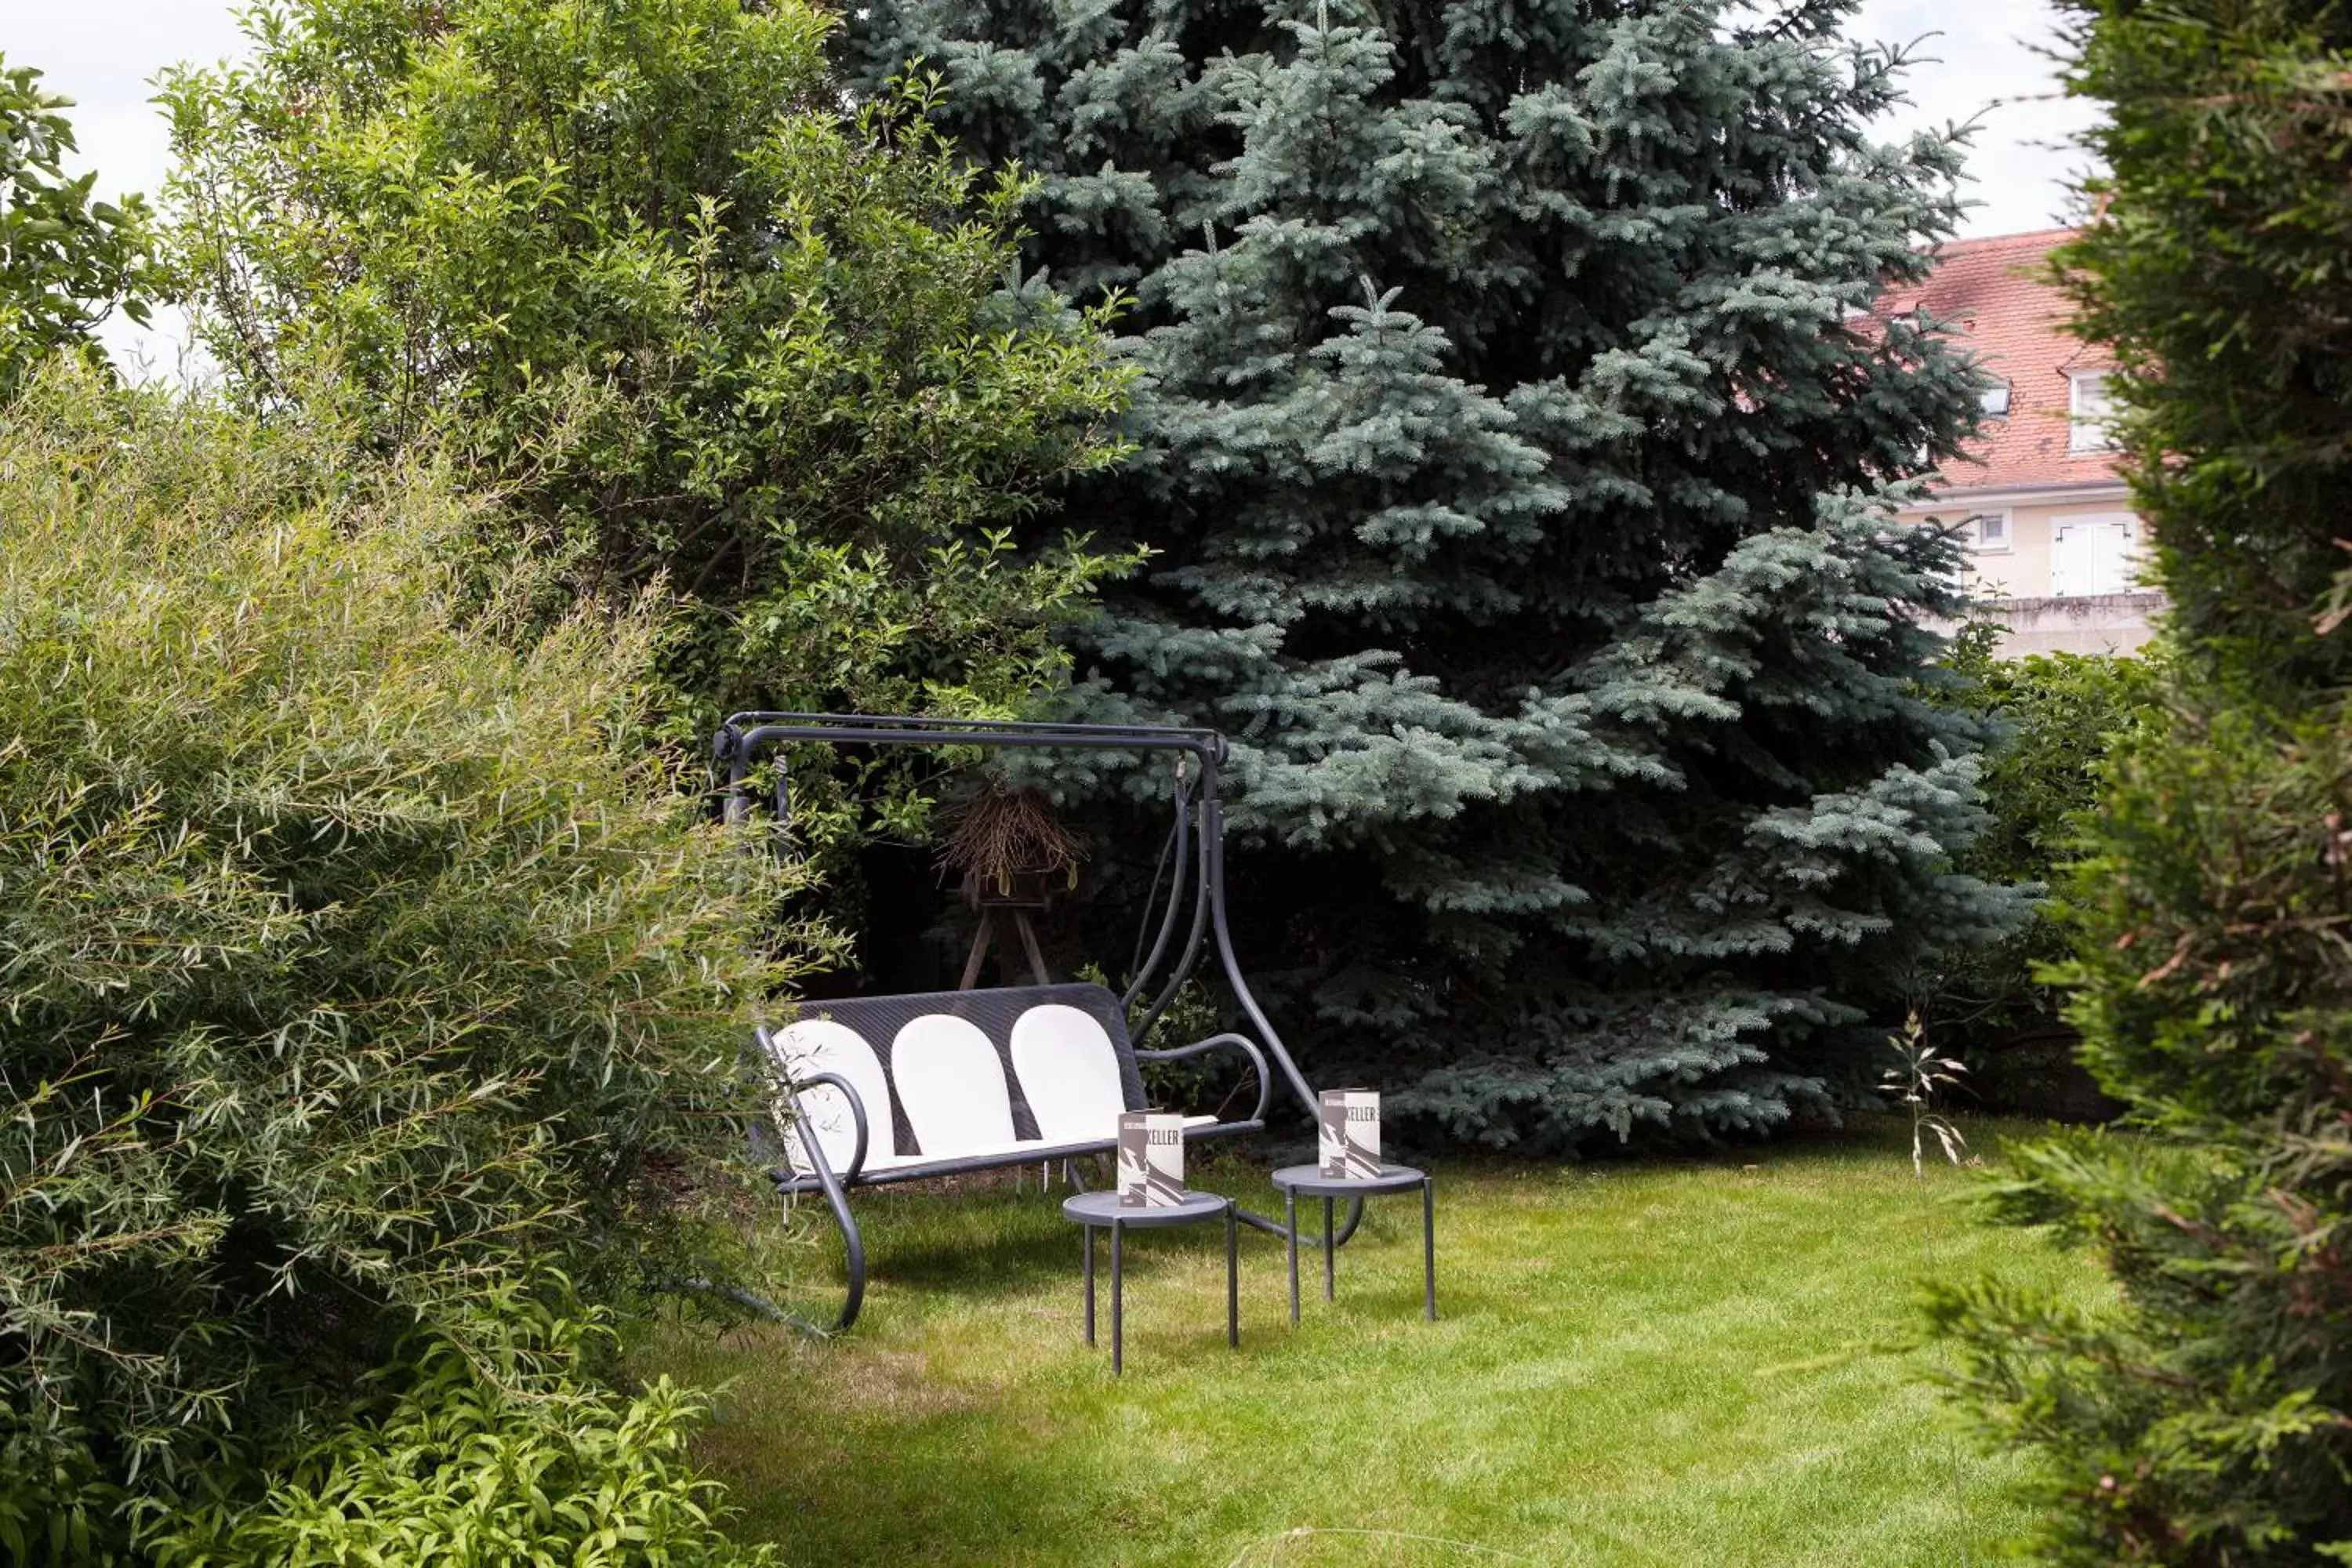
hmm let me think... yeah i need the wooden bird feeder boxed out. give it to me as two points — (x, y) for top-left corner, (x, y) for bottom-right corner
(935, 779), (1086, 987)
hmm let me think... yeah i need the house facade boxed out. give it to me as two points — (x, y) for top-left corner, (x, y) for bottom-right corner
(1889, 228), (2160, 656)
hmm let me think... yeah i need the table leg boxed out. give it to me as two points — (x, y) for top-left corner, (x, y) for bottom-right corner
(1286, 1188), (1300, 1325)
(1225, 1201), (1239, 1348)
(1111, 1218), (1124, 1376)
(1424, 1176), (1438, 1322)
(1323, 1195), (1335, 1303)
(1083, 1222), (1096, 1346)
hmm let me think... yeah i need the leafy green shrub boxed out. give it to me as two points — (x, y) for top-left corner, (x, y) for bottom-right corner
(0, 56), (151, 397)
(0, 367), (797, 1556)
(163, 0), (1137, 729)
(1922, 630), (2165, 1111)
(149, 1289), (771, 1568)
(1940, 631), (2169, 906)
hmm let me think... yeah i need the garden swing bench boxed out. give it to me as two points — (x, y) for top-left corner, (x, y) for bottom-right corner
(713, 712), (1363, 1330)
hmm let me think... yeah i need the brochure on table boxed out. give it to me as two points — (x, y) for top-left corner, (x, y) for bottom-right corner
(1117, 1111), (1186, 1207)
(1318, 1088), (1381, 1179)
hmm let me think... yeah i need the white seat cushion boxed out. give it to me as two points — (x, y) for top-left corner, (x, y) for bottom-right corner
(1011, 1004), (1131, 1144)
(889, 1119), (1220, 1171)
(916, 1134), (1100, 1167)
(769, 1017), (895, 1176)
(891, 1014), (1015, 1157)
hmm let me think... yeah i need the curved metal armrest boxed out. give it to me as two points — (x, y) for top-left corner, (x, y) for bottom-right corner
(781, 1071), (873, 1185)
(1134, 1030), (1272, 1124)
(754, 1024), (874, 1184)
(794, 1070), (873, 1183)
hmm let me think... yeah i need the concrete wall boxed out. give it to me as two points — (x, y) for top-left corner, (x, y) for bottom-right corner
(1947, 592), (2165, 656)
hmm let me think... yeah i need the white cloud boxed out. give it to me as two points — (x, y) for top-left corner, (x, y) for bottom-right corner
(2, 0), (247, 191)
(1852, 0), (2103, 236)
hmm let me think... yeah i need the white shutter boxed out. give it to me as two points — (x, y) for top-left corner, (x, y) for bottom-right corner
(2051, 521), (2090, 597)
(2092, 523), (2128, 595)
(2052, 515), (2138, 597)
(2108, 517), (2143, 593)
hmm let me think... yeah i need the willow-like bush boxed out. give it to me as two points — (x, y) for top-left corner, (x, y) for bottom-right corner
(0, 369), (797, 1556)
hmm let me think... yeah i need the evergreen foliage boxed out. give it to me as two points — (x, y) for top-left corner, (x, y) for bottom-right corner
(0, 56), (151, 397)
(1927, 0), (2352, 1556)
(164, 0), (1138, 728)
(840, 0), (2027, 1145)
(0, 369), (794, 1558)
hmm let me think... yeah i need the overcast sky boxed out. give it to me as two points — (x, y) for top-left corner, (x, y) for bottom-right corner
(2, 0), (2099, 374)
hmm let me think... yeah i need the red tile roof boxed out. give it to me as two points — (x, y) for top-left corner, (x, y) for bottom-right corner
(1889, 228), (2120, 493)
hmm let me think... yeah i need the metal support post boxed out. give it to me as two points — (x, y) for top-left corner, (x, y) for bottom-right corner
(1225, 1202), (1239, 1348)
(1424, 1176), (1438, 1321)
(1287, 1188), (1301, 1325)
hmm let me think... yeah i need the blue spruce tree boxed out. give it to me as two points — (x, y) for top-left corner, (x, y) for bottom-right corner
(842, 0), (2028, 1147)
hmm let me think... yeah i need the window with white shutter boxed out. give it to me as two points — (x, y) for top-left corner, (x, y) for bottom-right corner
(2051, 514), (2139, 596)
(2069, 372), (2119, 453)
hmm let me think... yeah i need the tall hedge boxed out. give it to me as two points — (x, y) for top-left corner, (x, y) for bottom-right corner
(0, 369), (794, 1555)
(1929, 0), (2352, 1556)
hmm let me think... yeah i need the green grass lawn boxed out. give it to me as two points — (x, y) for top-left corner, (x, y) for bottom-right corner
(643, 1118), (2106, 1566)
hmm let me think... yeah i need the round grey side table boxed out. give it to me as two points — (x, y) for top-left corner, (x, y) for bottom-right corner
(1061, 1190), (1237, 1375)
(1269, 1164), (1436, 1324)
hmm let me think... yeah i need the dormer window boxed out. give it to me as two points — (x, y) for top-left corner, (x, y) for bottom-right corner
(2070, 370), (2119, 452)
(1980, 380), (2011, 416)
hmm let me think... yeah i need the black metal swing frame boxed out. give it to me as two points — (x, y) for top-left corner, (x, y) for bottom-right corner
(713, 711), (1365, 1330)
